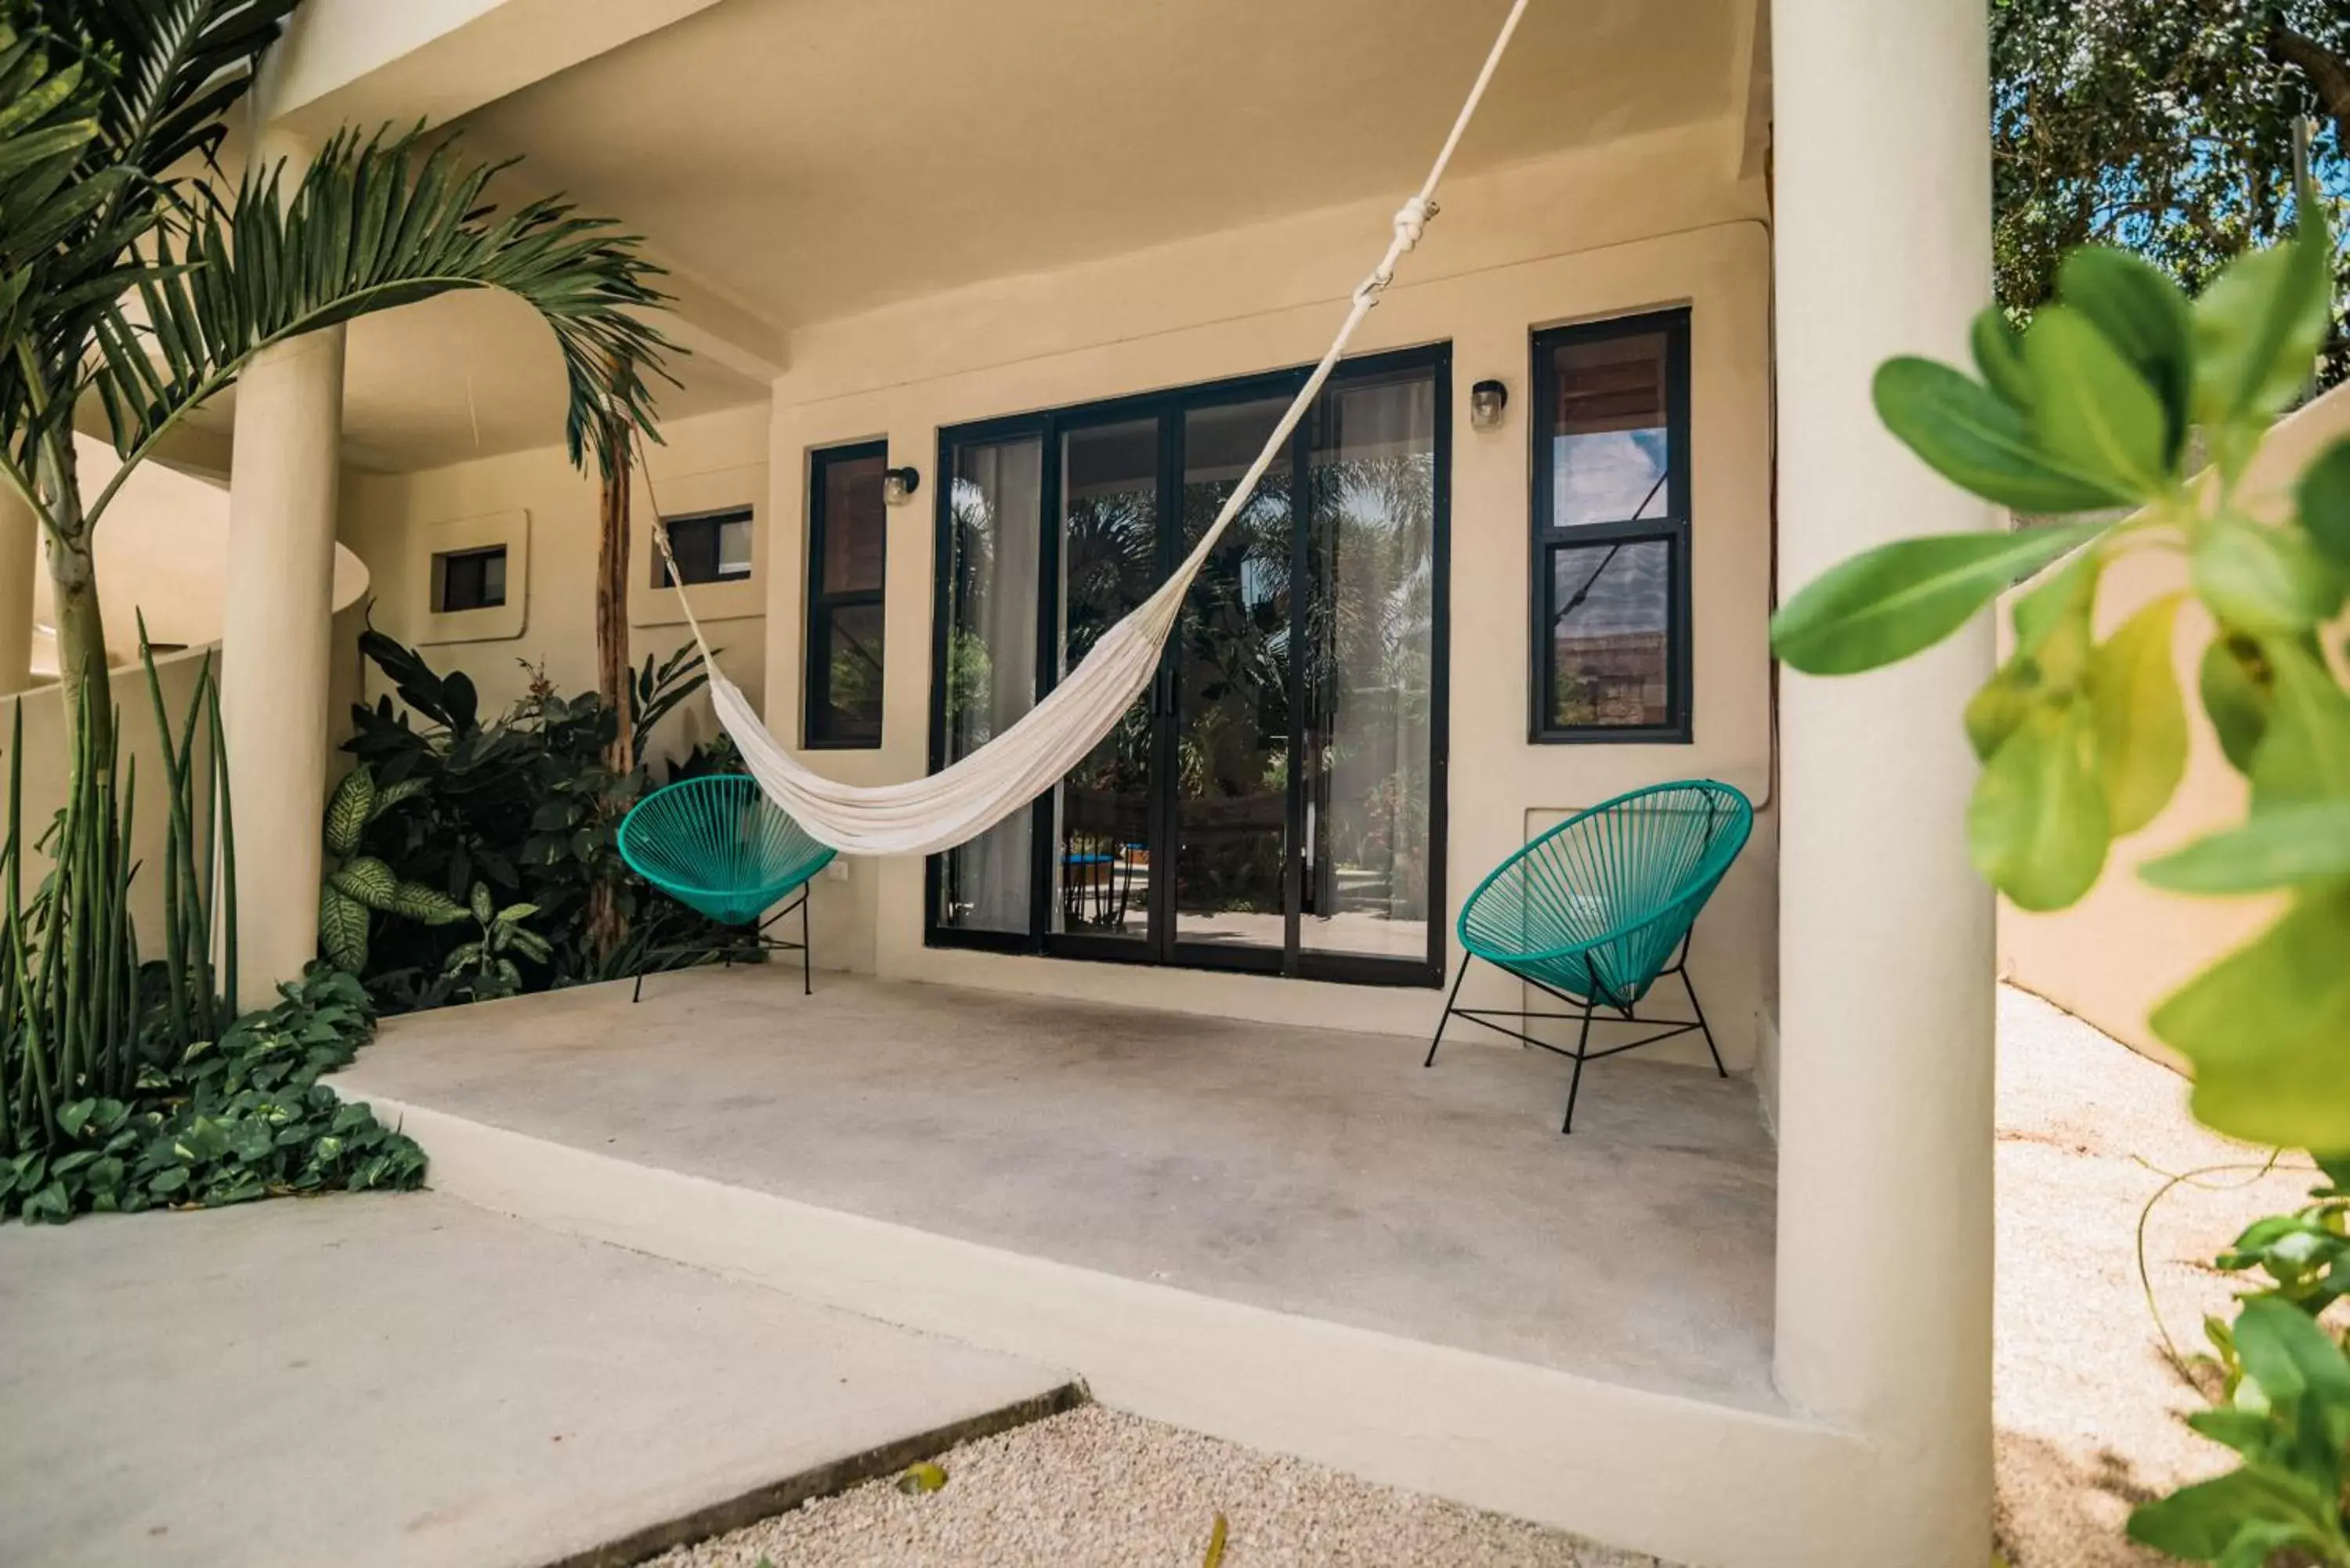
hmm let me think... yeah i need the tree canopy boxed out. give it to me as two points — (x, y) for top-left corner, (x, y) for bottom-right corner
(1992, 0), (2350, 384)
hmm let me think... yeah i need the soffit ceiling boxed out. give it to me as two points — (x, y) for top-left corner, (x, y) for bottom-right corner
(455, 0), (1742, 329)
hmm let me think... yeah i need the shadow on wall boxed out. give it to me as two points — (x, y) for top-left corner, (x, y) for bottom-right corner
(1995, 381), (2350, 1064)
(28, 435), (370, 675)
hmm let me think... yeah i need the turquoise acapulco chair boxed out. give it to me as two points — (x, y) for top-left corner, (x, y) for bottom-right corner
(1426, 779), (1753, 1133)
(617, 775), (837, 1003)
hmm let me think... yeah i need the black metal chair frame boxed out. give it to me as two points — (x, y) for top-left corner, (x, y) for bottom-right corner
(631, 884), (814, 1003)
(1423, 922), (1726, 1134)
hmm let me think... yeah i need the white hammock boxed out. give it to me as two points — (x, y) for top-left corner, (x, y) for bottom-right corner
(644, 0), (1529, 858)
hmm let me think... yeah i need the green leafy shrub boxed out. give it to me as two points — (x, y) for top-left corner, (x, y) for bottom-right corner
(3, 960), (422, 1223)
(1771, 187), (2350, 1563)
(334, 629), (736, 1010)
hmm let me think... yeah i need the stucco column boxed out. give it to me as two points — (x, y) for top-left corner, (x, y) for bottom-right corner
(0, 487), (36, 695)
(221, 128), (346, 1008)
(1770, 1), (1997, 1562)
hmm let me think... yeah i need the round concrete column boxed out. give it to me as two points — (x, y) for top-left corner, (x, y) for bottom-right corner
(0, 486), (37, 695)
(1770, 0), (1998, 1561)
(221, 128), (347, 1008)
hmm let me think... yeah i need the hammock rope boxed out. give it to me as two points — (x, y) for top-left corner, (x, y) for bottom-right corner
(641, 0), (1531, 858)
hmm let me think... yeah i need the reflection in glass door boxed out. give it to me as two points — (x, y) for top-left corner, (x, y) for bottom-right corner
(1054, 419), (1161, 946)
(928, 345), (1448, 985)
(1301, 370), (1438, 960)
(1173, 399), (1293, 955)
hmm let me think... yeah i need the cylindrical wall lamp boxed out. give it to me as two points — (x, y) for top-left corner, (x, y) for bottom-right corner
(1469, 378), (1509, 432)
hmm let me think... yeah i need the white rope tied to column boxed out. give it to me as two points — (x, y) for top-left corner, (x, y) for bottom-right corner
(643, 0), (1531, 858)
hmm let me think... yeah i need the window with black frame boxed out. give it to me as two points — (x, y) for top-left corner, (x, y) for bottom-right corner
(432, 544), (507, 612)
(1530, 310), (1691, 743)
(804, 443), (888, 748)
(654, 506), (755, 587)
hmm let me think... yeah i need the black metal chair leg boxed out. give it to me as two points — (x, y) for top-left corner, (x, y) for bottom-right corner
(1561, 995), (1597, 1135)
(801, 893), (813, 996)
(1425, 959), (1470, 1068)
(1683, 965), (1726, 1078)
(632, 968), (645, 1004)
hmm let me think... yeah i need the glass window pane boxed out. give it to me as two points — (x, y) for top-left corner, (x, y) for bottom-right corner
(816, 602), (884, 745)
(936, 438), (1042, 934)
(718, 515), (754, 580)
(1546, 329), (1671, 529)
(819, 457), (883, 592)
(1055, 419), (1159, 941)
(1173, 397), (1292, 953)
(479, 549), (506, 605)
(1547, 539), (1672, 730)
(1300, 369), (1436, 961)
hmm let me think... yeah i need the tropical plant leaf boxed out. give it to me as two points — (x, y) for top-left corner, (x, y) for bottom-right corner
(2053, 246), (2193, 463)
(2248, 641), (2350, 811)
(1771, 522), (2104, 675)
(1965, 659), (2041, 764)
(2201, 636), (2275, 776)
(324, 765), (374, 858)
(2191, 198), (2336, 427)
(2143, 802), (2350, 895)
(2299, 439), (2350, 571)
(390, 883), (468, 925)
(2023, 304), (2172, 499)
(318, 885), (370, 974)
(2087, 594), (2186, 836)
(2191, 520), (2345, 635)
(1969, 698), (2111, 911)
(327, 855), (399, 911)
(1872, 356), (2138, 514)
(2153, 889), (2350, 1150)
(1969, 305), (2033, 410)
(81, 125), (678, 510)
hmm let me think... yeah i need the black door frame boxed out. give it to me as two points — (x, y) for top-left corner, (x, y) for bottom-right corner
(924, 342), (1452, 988)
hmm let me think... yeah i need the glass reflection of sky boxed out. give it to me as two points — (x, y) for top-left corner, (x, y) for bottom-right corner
(1552, 539), (1668, 635)
(1552, 428), (1668, 527)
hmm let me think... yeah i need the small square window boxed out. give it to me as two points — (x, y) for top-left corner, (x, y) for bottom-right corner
(656, 507), (756, 587)
(432, 544), (508, 612)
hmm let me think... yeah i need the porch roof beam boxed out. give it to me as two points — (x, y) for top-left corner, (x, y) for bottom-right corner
(253, 0), (729, 143)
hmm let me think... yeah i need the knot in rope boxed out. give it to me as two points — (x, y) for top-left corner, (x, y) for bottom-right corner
(1393, 195), (1437, 249)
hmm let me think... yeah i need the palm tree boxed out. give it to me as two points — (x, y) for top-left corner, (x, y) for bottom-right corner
(0, 1), (674, 756)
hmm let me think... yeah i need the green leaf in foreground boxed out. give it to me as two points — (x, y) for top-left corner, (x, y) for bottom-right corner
(2200, 636), (2274, 776)
(2248, 642), (2350, 811)
(2153, 888), (2350, 1150)
(2145, 801), (2350, 894)
(2086, 594), (2186, 836)
(1967, 699), (2109, 912)
(2023, 305), (2172, 500)
(897, 1461), (947, 1495)
(2300, 438), (2350, 571)
(2055, 246), (2193, 463)
(1772, 522), (2103, 676)
(2190, 519), (2345, 636)
(1872, 356), (2136, 515)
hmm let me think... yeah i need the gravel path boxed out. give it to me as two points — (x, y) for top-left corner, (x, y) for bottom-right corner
(1994, 985), (2311, 1568)
(649, 1403), (1661, 1568)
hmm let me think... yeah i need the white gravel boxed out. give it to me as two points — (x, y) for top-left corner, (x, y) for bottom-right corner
(1994, 984), (2312, 1568)
(649, 1403), (1661, 1568)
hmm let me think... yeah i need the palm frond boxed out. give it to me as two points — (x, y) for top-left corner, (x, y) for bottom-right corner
(38, 0), (296, 182)
(85, 127), (678, 522)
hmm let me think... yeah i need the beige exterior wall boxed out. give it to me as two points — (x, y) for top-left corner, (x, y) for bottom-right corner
(338, 401), (770, 758)
(761, 124), (1780, 1057)
(1998, 382), (2350, 1060)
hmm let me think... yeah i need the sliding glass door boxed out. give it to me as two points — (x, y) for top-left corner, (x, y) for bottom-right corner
(927, 345), (1449, 985)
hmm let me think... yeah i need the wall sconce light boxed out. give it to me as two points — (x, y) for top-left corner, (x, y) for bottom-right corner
(882, 465), (921, 507)
(1469, 378), (1509, 432)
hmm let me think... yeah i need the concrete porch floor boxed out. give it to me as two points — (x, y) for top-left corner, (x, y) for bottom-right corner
(339, 966), (1778, 1410)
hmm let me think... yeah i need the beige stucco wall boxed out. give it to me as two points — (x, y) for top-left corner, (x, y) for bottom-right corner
(338, 401), (770, 757)
(762, 123), (1780, 1058)
(1998, 382), (2350, 1060)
